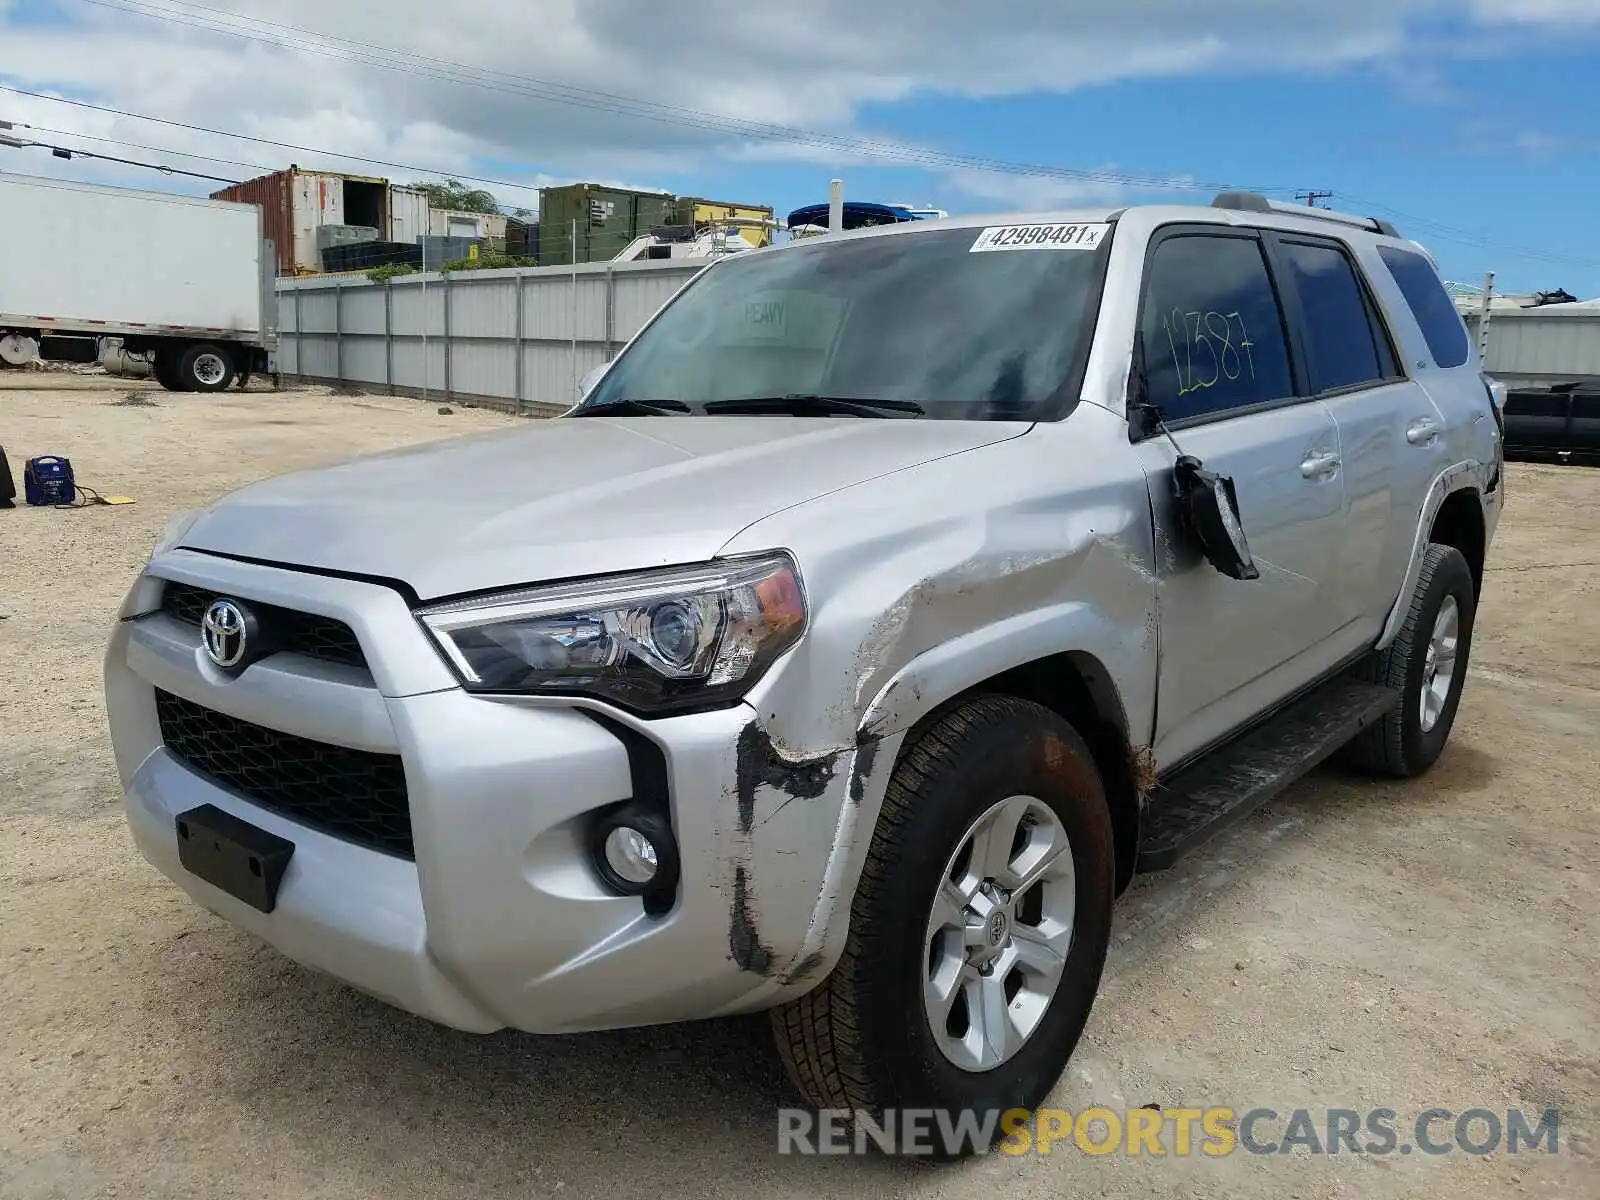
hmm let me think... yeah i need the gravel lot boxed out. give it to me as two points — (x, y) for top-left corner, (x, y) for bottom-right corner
(1, 376), (1595, 1199)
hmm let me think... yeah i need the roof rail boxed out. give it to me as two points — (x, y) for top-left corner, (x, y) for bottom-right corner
(1211, 191), (1400, 239)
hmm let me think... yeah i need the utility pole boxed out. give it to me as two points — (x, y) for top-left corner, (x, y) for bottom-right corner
(1295, 190), (1334, 209)
(1477, 271), (1496, 367)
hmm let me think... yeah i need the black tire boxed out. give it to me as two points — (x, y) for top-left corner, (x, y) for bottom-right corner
(769, 695), (1115, 1159)
(176, 343), (236, 393)
(152, 349), (187, 392)
(1346, 543), (1476, 777)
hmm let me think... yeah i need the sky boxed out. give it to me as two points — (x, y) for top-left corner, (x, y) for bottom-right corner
(4, 0), (1600, 294)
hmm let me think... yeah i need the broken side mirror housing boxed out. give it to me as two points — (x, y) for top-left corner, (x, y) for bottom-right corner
(1174, 455), (1259, 581)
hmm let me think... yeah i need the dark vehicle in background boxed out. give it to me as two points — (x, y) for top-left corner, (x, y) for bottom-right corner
(1501, 383), (1600, 463)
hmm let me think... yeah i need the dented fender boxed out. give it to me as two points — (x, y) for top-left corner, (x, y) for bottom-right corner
(717, 409), (1161, 988)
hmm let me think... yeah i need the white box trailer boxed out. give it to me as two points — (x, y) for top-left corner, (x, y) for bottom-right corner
(0, 170), (277, 391)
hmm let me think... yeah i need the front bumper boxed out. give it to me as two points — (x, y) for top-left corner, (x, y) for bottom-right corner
(105, 550), (875, 1035)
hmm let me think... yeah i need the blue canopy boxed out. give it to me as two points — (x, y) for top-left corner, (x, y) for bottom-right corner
(785, 201), (916, 230)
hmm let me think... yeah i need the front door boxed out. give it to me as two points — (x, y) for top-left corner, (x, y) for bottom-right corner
(1132, 227), (1351, 769)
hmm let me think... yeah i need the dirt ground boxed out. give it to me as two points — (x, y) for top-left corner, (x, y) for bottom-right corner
(1, 376), (1595, 1199)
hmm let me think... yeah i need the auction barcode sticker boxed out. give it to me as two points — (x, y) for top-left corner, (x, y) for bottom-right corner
(970, 223), (1109, 252)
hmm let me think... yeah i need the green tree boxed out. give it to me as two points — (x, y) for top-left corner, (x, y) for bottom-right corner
(410, 179), (501, 214)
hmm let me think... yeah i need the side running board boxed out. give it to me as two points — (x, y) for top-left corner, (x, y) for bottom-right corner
(1135, 679), (1400, 873)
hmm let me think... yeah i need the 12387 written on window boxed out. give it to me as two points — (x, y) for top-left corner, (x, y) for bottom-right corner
(1141, 235), (1294, 422)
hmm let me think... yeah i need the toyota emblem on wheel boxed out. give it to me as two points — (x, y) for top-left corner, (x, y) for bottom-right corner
(201, 598), (250, 669)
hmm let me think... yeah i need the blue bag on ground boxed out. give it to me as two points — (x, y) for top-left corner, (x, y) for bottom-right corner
(24, 456), (75, 506)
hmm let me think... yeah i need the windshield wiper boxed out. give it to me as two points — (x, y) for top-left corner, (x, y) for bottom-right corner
(574, 397), (695, 416)
(702, 394), (925, 418)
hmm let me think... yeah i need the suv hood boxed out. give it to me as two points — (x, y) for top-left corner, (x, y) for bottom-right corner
(179, 416), (1025, 599)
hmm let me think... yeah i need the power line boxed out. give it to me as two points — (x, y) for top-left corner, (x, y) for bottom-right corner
(0, 84), (546, 194)
(1294, 190), (1333, 209)
(65, 0), (1285, 195)
(3, 119), (277, 175)
(1339, 191), (1600, 272)
(0, 124), (239, 182)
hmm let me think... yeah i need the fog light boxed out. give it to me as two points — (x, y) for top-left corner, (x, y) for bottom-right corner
(591, 806), (680, 902)
(604, 825), (659, 886)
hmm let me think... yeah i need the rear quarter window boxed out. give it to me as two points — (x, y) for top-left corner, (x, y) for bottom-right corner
(1378, 246), (1472, 369)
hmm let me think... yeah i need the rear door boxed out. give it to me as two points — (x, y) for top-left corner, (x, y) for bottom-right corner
(1132, 226), (1350, 768)
(1271, 234), (1436, 640)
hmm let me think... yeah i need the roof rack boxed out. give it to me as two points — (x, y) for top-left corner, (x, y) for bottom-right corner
(1211, 191), (1401, 239)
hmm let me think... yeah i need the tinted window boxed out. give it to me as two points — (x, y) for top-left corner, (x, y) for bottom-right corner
(1140, 234), (1294, 422)
(1380, 246), (1472, 368)
(582, 226), (1105, 421)
(1279, 240), (1386, 392)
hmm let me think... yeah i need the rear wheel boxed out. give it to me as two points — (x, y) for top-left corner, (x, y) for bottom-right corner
(770, 695), (1116, 1158)
(177, 343), (236, 393)
(1347, 543), (1476, 777)
(152, 348), (188, 391)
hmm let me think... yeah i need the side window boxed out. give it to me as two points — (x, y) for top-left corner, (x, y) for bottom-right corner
(1278, 240), (1387, 392)
(1379, 245), (1472, 368)
(1140, 234), (1295, 422)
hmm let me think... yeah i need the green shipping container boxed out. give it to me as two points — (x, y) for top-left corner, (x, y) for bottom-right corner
(537, 184), (679, 265)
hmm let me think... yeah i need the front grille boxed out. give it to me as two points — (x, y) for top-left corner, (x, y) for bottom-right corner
(155, 689), (413, 859)
(161, 581), (367, 670)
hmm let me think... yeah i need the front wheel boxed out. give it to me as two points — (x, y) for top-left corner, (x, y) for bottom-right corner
(1347, 543), (1477, 777)
(770, 695), (1115, 1158)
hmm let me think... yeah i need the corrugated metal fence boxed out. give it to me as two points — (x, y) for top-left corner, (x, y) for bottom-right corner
(1462, 307), (1600, 390)
(276, 259), (704, 414)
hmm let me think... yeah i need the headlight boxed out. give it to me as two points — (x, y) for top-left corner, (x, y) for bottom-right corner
(153, 508), (203, 556)
(415, 553), (807, 713)
(119, 508), (204, 619)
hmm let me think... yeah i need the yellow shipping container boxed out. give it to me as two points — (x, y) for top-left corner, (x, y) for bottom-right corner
(674, 197), (775, 246)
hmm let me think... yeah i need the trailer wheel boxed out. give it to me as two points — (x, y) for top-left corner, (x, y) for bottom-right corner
(178, 344), (236, 393)
(152, 350), (187, 392)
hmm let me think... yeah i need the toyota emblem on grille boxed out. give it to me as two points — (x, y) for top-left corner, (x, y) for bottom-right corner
(201, 598), (251, 669)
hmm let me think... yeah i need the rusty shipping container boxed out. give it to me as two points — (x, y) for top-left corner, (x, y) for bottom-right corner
(212, 169), (427, 274)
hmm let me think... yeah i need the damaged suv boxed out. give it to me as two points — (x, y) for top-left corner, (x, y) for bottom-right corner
(105, 193), (1501, 1153)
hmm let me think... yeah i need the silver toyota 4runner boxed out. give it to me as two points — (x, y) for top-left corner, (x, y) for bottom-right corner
(105, 192), (1502, 1153)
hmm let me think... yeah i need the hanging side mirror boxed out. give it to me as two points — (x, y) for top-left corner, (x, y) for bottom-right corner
(1174, 455), (1259, 581)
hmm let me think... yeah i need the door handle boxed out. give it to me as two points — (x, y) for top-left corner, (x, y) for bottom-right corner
(1300, 451), (1340, 479)
(1406, 418), (1441, 446)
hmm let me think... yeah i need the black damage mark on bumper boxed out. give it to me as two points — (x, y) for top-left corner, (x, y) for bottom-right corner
(729, 865), (774, 975)
(849, 735), (881, 806)
(735, 721), (838, 834)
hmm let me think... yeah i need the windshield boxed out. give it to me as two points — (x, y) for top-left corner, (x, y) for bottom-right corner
(576, 223), (1111, 421)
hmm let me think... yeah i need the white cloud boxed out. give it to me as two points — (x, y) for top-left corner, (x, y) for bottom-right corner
(1473, 0), (1600, 25)
(0, 0), (1591, 211)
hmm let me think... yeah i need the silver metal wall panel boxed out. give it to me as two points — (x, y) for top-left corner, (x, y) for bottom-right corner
(450, 276), (519, 341)
(391, 338), (447, 395)
(297, 334), (338, 379)
(389, 279), (446, 338)
(298, 290), (339, 336)
(611, 266), (702, 340)
(342, 337), (388, 385)
(341, 287), (388, 337)
(523, 274), (608, 343)
(523, 342), (593, 409)
(449, 340), (516, 400)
